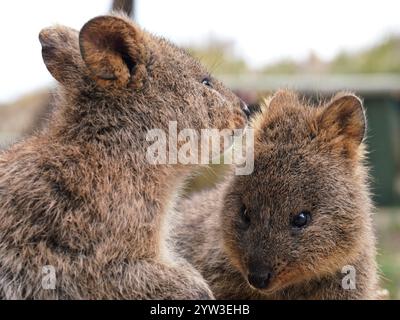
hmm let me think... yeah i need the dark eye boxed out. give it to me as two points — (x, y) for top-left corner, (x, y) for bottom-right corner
(202, 77), (213, 88)
(291, 211), (311, 229)
(240, 205), (251, 227)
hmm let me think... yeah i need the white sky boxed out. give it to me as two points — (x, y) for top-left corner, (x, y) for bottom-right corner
(1, 0), (400, 103)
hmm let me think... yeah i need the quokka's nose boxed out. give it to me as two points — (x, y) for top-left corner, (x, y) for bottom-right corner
(240, 100), (251, 119)
(248, 272), (272, 289)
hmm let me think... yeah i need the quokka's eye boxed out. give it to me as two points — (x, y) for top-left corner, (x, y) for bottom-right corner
(202, 77), (213, 88)
(240, 205), (251, 227)
(291, 211), (312, 229)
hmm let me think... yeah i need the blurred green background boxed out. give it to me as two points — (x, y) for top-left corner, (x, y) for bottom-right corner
(0, 0), (399, 299)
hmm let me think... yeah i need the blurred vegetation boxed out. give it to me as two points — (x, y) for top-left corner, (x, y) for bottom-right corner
(330, 36), (400, 74)
(0, 90), (50, 149)
(376, 208), (400, 299)
(186, 39), (248, 75)
(189, 35), (400, 75)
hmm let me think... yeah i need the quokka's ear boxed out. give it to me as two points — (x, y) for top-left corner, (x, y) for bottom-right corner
(79, 15), (148, 89)
(39, 26), (83, 86)
(319, 93), (366, 146)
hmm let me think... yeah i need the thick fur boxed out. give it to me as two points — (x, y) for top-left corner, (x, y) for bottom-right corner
(0, 13), (247, 299)
(175, 90), (380, 300)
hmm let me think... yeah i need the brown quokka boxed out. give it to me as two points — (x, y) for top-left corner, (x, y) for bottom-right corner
(175, 90), (381, 299)
(0, 13), (248, 299)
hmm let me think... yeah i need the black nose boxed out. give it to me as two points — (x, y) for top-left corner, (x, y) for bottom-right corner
(240, 100), (251, 119)
(248, 272), (272, 289)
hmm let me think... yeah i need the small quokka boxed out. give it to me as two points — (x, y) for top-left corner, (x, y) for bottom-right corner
(0, 13), (247, 299)
(175, 90), (382, 300)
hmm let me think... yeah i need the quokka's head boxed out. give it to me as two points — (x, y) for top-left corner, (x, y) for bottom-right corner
(39, 14), (248, 140)
(222, 90), (372, 295)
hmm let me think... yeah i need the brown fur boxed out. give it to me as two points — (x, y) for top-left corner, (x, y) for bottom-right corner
(175, 90), (381, 300)
(0, 13), (247, 299)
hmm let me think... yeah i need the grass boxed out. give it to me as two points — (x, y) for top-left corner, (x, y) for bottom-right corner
(375, 208), (400, 299)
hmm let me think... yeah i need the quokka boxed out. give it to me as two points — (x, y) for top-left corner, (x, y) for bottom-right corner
(0, 13), (248, 299)
(175, 90), (382, 300)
